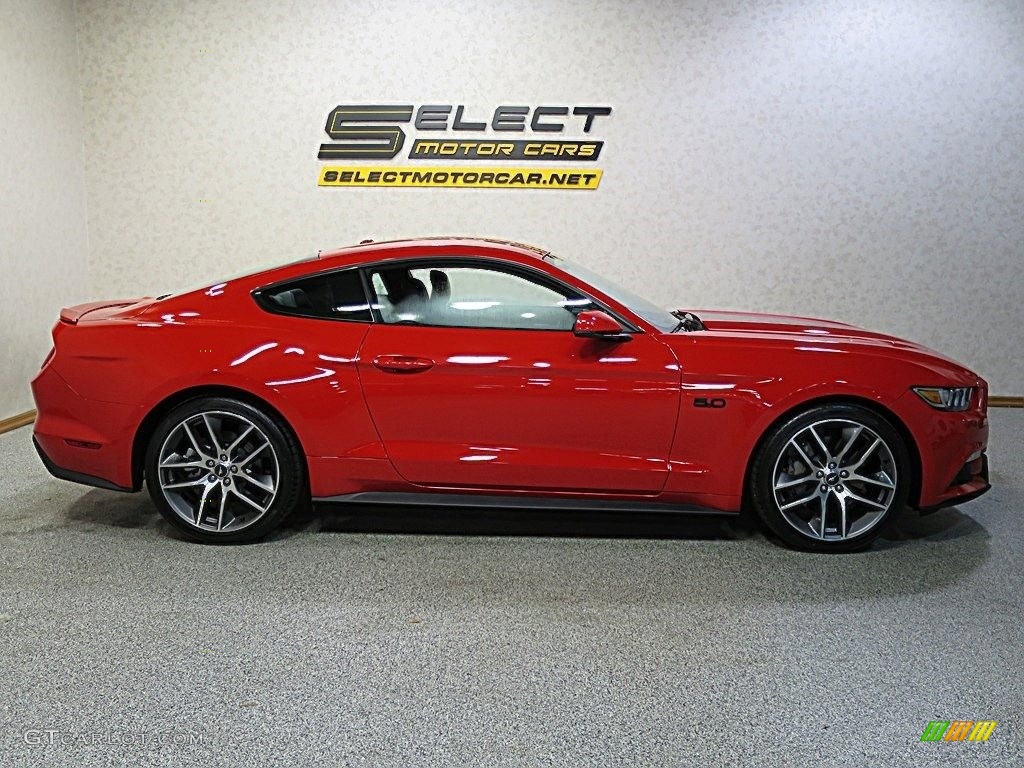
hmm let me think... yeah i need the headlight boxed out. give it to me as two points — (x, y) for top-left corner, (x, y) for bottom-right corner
(913, 386), (973, 411)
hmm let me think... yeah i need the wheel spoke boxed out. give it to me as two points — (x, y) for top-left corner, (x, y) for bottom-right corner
(775, 474), (816, 490)
(848, 437), (882, 472)
(162, 477), (208, 490)
(160, 459), (205, 469)
(237, 441), (269, 467)
(788, 438), (818, 473)
(216, 485), (229, 530)
(845, 488), (888, 510)
(181, 422), (206, 459)
(230, 485), (269, 513)
(836, 493), (848, 538)
(808, 426), (830, 462)
(834, 426), (863, 465)
(226, 425), (255, 459)
(237, 473), (274, 492)
(850, 472), (895, 489)
(780, 492), (819, 511)
(818, 494), (828, 538)
(202, 414), (221, 453)
(196, 480), (217, 524)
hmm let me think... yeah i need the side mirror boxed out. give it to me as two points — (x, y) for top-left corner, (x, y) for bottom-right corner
(573, 310), (632, 342)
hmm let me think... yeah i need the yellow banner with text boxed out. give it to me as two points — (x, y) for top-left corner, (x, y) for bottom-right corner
(318, 166), (602, 190)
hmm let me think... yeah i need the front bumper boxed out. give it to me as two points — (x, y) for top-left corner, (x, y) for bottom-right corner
(919, 453), (990, 513)
(897, 387), (990, 510)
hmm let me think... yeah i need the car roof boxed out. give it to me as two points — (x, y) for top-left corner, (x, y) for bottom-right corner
(226, 237), (554, 296)
(316, 237), (550, 264)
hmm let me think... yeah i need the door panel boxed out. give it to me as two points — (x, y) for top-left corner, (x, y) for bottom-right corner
(356, 325), (680, 493)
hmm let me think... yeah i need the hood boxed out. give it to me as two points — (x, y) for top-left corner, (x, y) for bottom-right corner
(684, 308), (975, 374)
(694, 309), (882, 338)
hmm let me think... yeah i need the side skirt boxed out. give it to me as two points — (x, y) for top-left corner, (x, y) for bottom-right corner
(313, 491), (733, 516)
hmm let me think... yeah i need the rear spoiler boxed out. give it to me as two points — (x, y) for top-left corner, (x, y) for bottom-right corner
(59, 300), (140, 325)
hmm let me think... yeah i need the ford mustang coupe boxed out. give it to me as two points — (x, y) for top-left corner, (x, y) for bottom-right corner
(32, 238), (990, 551)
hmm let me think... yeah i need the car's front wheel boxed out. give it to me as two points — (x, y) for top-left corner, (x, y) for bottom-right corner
(145, 396), (305, 543)
(750, 404), (910, 552)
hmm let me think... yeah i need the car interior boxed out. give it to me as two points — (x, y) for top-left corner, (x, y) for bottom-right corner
(262, 264), (594, 331)
(370, 265), (587, 330)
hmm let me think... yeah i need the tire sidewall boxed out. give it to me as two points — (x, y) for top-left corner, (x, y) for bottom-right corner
(145, 396), (304, 543)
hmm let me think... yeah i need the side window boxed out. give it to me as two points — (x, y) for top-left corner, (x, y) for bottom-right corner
(366, 263), (594, 330)
(255, 269), (372, 322)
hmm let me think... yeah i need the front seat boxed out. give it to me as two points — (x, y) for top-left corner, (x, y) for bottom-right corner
(429, 270), (450, 300)
(380, 269), (428, 322)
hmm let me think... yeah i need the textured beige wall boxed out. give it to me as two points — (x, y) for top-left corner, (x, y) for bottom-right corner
(0, 0), (91, 417)
(67, 0), (1024, 395)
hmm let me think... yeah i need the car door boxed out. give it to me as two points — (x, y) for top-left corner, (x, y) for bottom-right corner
(355, 258), (681, 494)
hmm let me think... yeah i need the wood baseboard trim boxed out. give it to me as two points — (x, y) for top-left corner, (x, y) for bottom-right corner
(0, 409), (36, 435)
(990, 395), (1024, 408)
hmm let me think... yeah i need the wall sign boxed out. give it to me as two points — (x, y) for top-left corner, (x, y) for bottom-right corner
(317, 103), (611, 190)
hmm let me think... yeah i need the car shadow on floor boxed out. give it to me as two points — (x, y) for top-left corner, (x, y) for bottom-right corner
(55, 486), (988, 550)
(297, 499), (986, 547)
(300, 502), (758, 541)
(45, 488), (995, 602)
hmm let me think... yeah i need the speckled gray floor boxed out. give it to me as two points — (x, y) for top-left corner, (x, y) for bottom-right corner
(0, 411), (1021, 767)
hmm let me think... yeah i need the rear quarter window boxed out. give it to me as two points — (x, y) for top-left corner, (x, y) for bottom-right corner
(254, 269), (372, 322)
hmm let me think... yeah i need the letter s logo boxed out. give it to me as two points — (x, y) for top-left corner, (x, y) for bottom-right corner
(319, 105), (413, 160)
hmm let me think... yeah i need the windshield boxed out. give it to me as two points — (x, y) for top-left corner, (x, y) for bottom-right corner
(546, 255), (679, 332)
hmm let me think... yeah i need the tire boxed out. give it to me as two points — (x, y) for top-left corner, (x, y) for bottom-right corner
(145, 396), (305, 543)
(750, 403), (910, 553)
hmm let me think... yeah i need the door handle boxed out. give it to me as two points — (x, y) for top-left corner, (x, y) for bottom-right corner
(372, 355), (435, 373)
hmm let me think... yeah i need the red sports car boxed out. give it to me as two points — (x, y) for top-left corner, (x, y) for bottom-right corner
(31, 238), (989, 551)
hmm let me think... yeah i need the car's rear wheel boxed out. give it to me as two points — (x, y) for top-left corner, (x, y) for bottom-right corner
(750, 404), (910, 552)
(145, 397), (304, 543)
